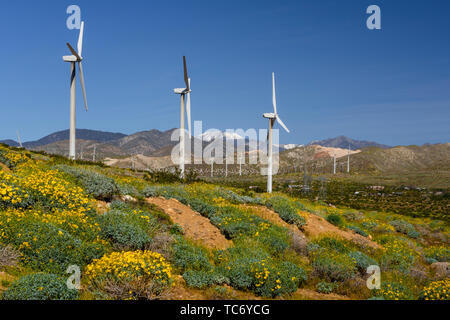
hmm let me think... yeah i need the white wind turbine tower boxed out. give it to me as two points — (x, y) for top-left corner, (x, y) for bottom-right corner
(63, 21), (88, 160)
(333, 153), (336, 174)
(80, 144), (84, 160)
(16, 130), (23, 148)
(263, 73), (290, 193)
(347, 144), (350, 173)
(173, 56), (192, 178)
(239, 153), (243, 176)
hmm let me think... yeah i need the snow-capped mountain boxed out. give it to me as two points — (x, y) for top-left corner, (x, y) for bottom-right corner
(197, 130), (244, 142)
(281, 144), (303, 150)
(273, 143), (303, 150)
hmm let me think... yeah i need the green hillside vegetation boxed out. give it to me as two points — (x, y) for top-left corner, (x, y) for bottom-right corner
(0, 144), (448, 300)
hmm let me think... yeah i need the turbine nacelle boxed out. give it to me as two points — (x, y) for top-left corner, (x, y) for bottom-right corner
(63, 55), (81, 62)
(263, 113), (276, 119)
(173, 88), (190, 94)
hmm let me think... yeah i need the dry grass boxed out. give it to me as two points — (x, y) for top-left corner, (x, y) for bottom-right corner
(0, 245), (20, 269)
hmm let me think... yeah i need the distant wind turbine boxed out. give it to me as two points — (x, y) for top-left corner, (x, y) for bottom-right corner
(333, 153), (336, 174)
(263, 73), (290, 193)
(173, 56), (192, 178)
(62, 21), (88, 160)
(239, 154), (243, 176)
(347, 144), (350, 173)
(16, 130), (23, 148)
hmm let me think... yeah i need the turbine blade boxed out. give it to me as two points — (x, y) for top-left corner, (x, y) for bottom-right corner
(78, 62), (88, 111)
(77, 21), (84, 56)
(276, 116), (290, 133)
(67, 43), (81, 61)
(183, 56), (190, 91)
(272, 72), (277, 115)
(186, 79), (192, 137)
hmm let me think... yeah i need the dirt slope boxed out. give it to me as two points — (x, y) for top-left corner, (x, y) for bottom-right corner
(240, 204), (308, 241)
(146, 197), (231, 250)
(242, 204), (380, 250)
(289, 288), (350, 300)
(302, 212), (381, 249)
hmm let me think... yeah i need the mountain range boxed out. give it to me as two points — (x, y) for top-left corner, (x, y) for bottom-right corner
(308, 136), (390, 150)
(0, 129), (395, 160)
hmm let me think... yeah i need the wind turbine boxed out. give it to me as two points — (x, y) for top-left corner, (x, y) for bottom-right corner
(333, 153), (336, 174)
(347, 144), (350, 173)
(239, 153), (243, 176)
(63, 21), (88, 160)
(16, 130), (23, 148)
(173, 56), (192, 178)
(263, 73), (290, 193)
(80, 144), (84, 160)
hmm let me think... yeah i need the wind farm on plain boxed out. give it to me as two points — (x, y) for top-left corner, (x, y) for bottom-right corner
(0, 1), (449, 306)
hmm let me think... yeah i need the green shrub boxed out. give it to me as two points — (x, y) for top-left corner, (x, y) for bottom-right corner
(309, 247), (357, 282)
(215, 246), (306, 298)
(142, 186), (159, 198)
(258, 226), (290, 255)
(266, 196), (306, 229)
(423, 246), (450, 263)
(343, 211), (360, 221)
(375, 281), (414, 300)
(188, 199), (217, 218)
(182, 270), (228, 289)
(172, 239), (213, 272)
(316, 281), (336, 294)
(379, 237), (416, 273)
(210, 206), (260, 239)
(117, 183), (140, 197)
(109, 200), (131, 211)
(313, 237), (350, 254)
(326, 213), (343, 227)
(256, 261), (307, 297)
(348, 251), (377, 273)
(361, 221), (378, 231)
(0, 150), (30, 169)
(390, 220), (420, 239)
(1, 273), (78, 300)
(56, 165), (119, 201)
(169, 223), (184, 235)
(154, 186), (189, 203)
(0, 217), (104, 274)
(346, 225), (368, 237)
(98, 209), (155, 250)
(407, 229), (420, 239)
(214, 187), (263, 205)
(210, 206), (289, 254)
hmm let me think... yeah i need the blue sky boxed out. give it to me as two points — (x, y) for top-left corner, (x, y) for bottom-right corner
(0, 0), (449, 146)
